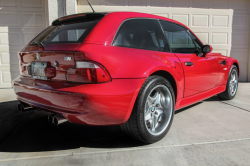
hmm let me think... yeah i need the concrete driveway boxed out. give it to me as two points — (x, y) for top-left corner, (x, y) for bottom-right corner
(0, 83), (250, 166)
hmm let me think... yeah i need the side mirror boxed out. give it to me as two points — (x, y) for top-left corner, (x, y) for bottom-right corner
(202, 45), (213, 54)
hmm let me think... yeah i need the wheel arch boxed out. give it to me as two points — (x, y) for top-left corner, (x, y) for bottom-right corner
(232, 62), (240, 77)
(150, 70), (177, 102)
(124, 69), (179, 123)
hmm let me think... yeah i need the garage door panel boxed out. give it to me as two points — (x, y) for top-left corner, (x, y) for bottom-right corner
(23, 33), (43, 45)
(10, 65), (19, 81)
(154, 13), (169, 18)
(8, 33), (22, 46)
(78, 0), (102, 5)
(192, 28), (232, 33)
(211, 33), (228, 45)
(195, 32), (209, 44)
(9, 52), (19, 65)
(0, 33), (9, 45)
(0, 66), (12, 87)
(172, 14), (189, 26)
(21, 0), (44, 7)
(212, 15), (229, 27)
(1, 70), (11, 84)
(212, 50), (228, 57)
(22, 13), (45, 27)
(0, 52), (10, 65)
(0, 13), (18, 26)
(0, 0), (45, 87)
(0, 0), (17, 7)
(0, 45), (9, 52)
(192, 15), (209, 27)
(3, 8), (45, 13)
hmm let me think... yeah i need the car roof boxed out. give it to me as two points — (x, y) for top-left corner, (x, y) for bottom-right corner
(76, 11), (192, 46)
(52, 11), (187, 29)
(52, 13), (107, 25)
(52, 11), (198, 46)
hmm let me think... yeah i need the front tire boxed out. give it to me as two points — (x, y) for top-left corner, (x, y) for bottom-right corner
(121, 76), (175, 143)
(217, 65), (238, 100)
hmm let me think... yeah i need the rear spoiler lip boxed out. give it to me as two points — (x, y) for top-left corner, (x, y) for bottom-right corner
(52, 13), (108, 26)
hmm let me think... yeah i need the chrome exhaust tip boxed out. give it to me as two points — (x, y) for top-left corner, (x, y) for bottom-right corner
(47, 115), (68, 126)
(18, 104), (24, 112)
(48, 115), (54, 124)
(18, 103), (33, 112)
(53, 117), (68, 126)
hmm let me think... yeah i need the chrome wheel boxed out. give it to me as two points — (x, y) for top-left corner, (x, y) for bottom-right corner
(229, 69), (238, 96)
(144, 85), (173, 136)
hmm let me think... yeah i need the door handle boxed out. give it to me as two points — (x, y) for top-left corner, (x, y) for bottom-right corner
(185, 62), (193, 66)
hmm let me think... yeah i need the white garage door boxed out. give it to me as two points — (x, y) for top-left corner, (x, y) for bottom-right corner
(0, 0), (46, 88)
(77, 0), (250, 82)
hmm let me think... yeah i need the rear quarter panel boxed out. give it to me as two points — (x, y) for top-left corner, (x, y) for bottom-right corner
(78, 12), (192, 104)
(76, 44), (184, 102)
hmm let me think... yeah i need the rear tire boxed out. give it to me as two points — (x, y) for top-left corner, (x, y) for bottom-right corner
(217, 65), (238, 100)
(120, 76), (175, 144)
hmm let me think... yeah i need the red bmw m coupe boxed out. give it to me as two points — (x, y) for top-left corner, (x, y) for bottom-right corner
(13, 12), (239, 143)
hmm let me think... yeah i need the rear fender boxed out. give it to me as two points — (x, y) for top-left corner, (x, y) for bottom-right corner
(124, 66), (184, 122)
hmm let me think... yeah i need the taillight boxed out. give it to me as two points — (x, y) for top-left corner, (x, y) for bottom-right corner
(66, 61), (111, 83)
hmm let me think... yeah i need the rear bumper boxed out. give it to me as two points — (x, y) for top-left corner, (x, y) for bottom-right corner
(13, 76), (146, 125)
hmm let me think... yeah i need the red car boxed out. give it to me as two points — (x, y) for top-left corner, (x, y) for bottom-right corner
(13, 12), (239, 143)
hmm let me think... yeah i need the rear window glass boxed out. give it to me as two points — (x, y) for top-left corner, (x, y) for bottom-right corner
(30, 20), (99, 45)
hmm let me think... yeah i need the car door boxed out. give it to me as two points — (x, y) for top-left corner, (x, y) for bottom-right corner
(159, 20), (220, 97)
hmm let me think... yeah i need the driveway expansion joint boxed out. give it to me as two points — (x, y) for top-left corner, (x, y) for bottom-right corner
(219, 101), (250, 113)
(0, 137), (250, 163)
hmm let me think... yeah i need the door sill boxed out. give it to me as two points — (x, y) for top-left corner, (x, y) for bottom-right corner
(175, 85), (226, 110)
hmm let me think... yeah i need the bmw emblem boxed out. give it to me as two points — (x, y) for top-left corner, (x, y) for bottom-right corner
(36, 53), (40, 60)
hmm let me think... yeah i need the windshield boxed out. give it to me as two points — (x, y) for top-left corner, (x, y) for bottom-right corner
(30, 20), (99, 45)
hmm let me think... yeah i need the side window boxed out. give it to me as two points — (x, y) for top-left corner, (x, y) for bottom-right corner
(113, 19), (170, 52)
(189, 32), (203, 50)
(160, 21), (201, 53)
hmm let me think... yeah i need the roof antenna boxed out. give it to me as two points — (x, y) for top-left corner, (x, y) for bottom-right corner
(87, 0), (95, 13)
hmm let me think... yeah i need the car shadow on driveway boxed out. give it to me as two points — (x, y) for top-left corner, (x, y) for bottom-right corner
(0, 100), (145, 152)
(0, 98), (206, 153)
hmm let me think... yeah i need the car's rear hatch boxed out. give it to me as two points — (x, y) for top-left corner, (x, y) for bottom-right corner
(19, 13), (106, 82)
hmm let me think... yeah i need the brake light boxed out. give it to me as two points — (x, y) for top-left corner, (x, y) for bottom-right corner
(66, 61), (111, 83)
